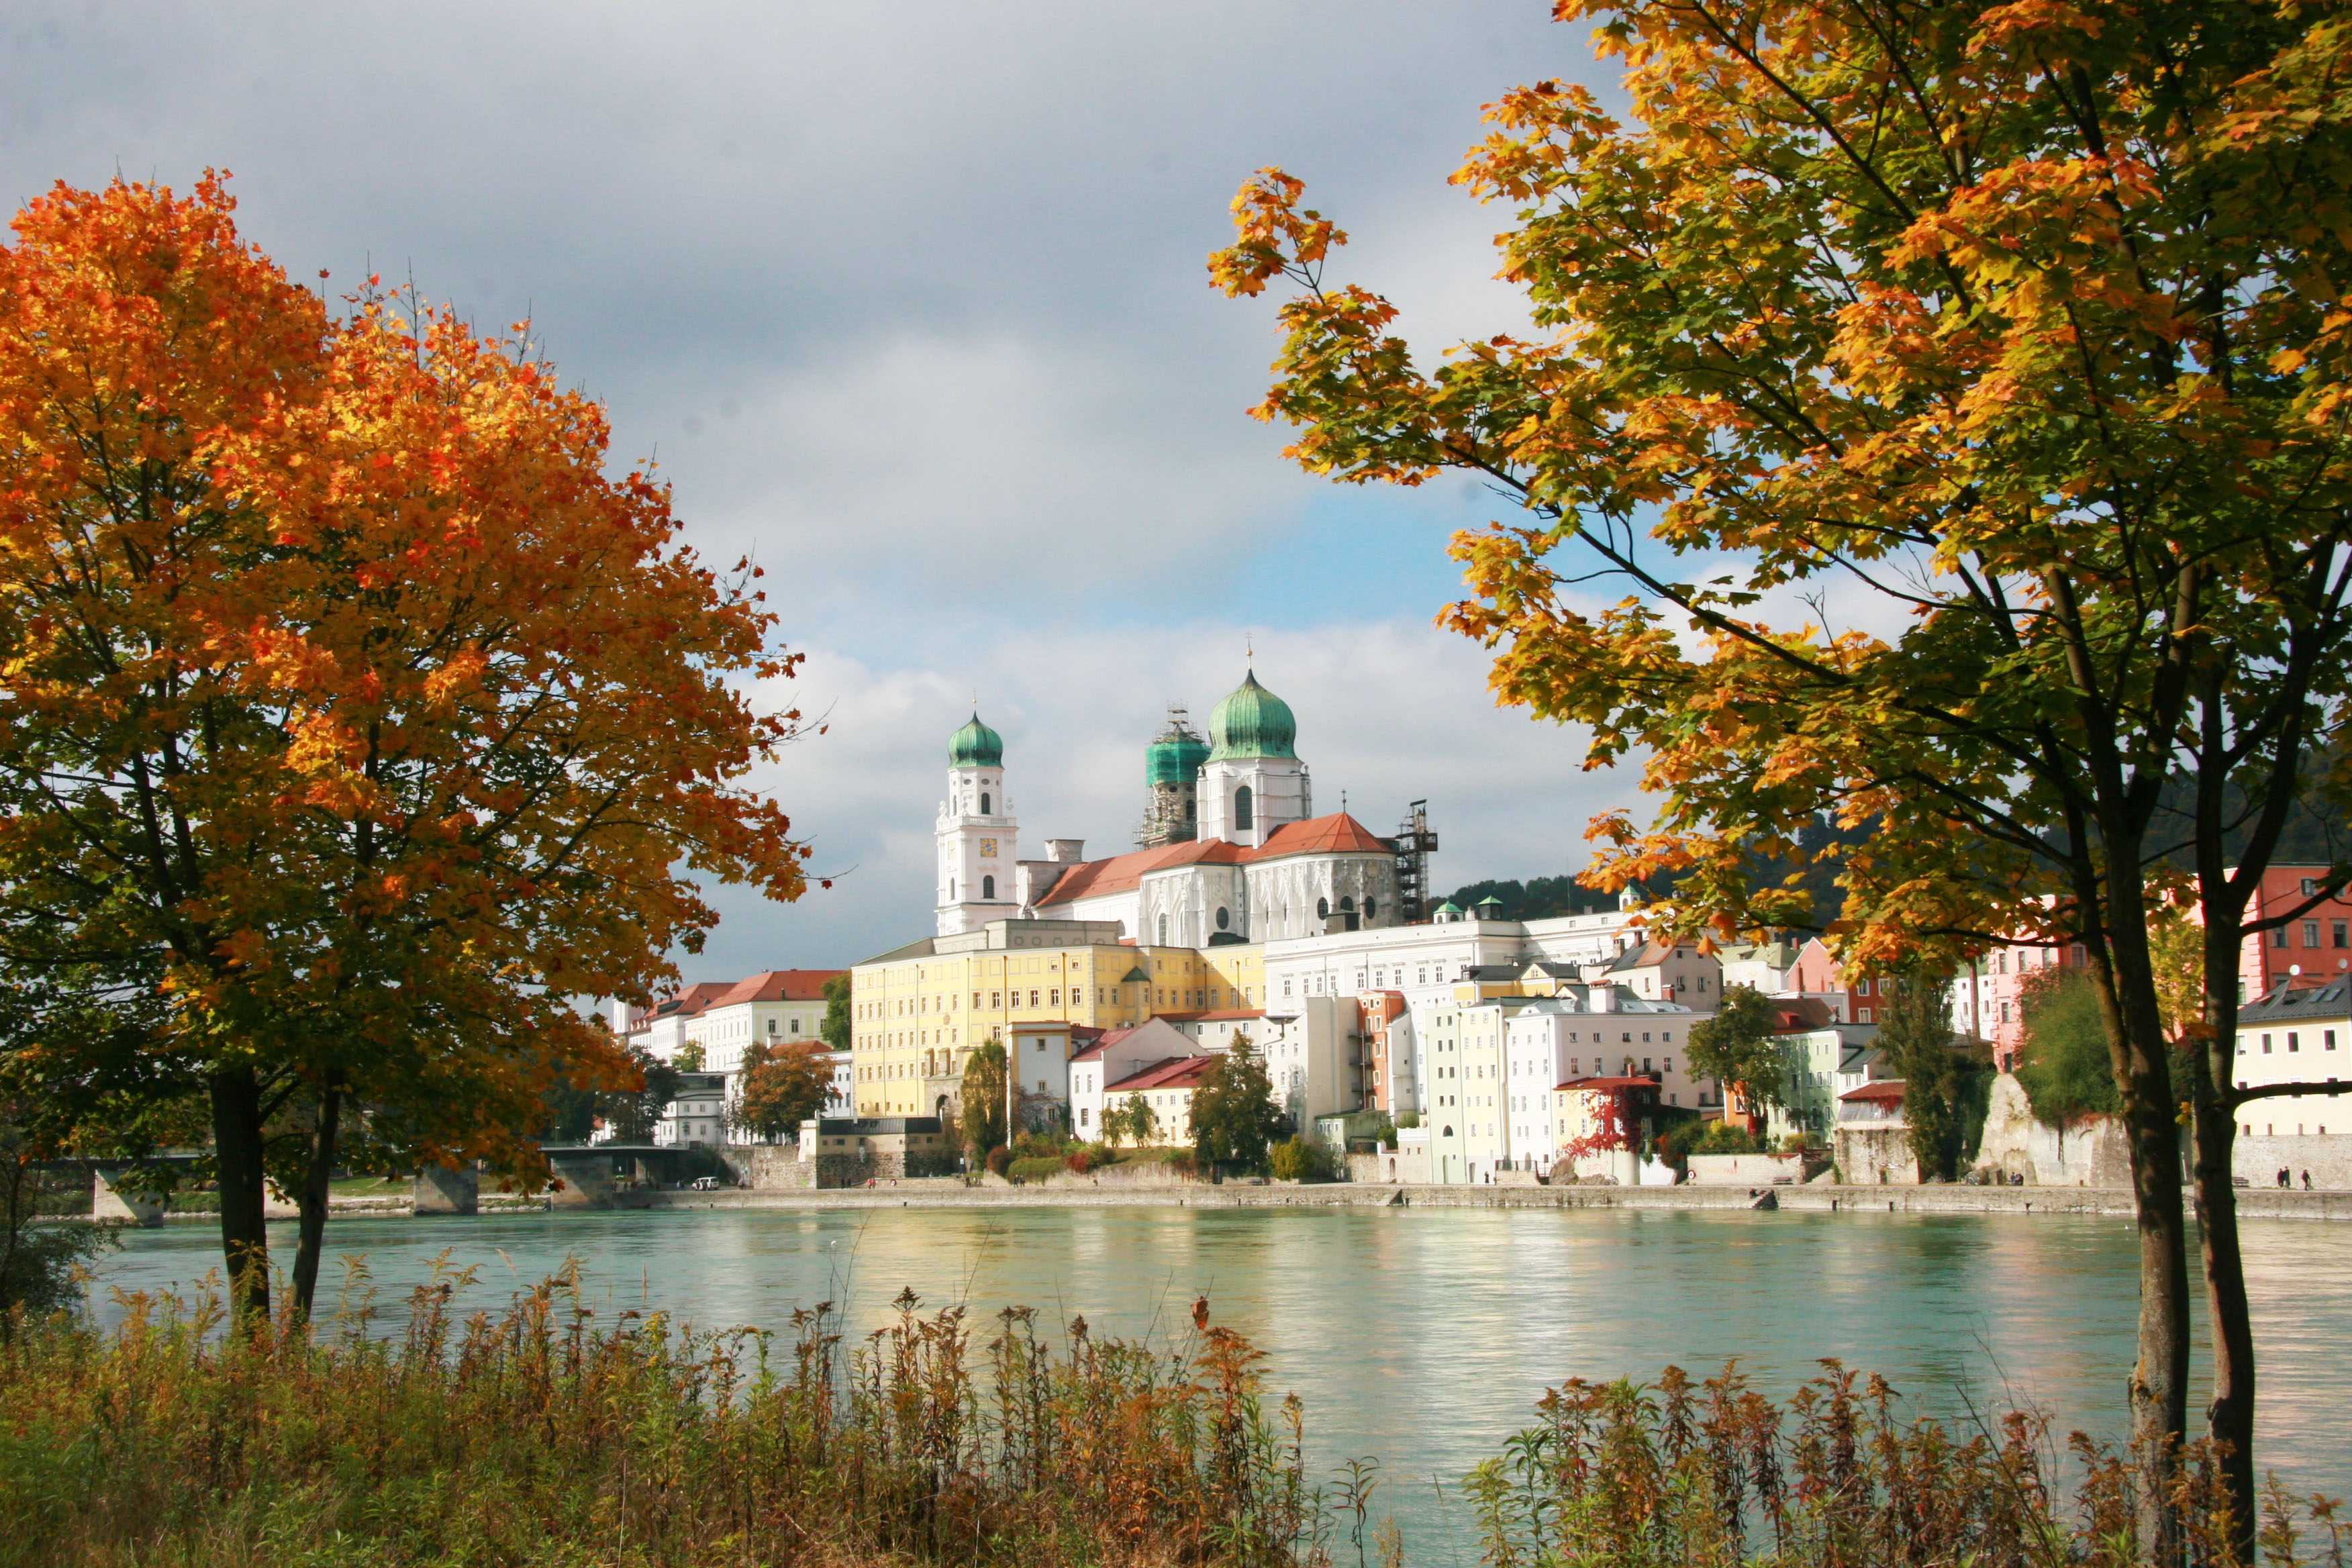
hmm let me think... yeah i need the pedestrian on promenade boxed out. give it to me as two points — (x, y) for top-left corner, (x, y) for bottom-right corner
(2303, 1171), (2313, 1190)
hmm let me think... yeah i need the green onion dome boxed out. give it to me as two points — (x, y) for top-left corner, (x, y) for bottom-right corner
(1208, 671), (1297, 761)
(1145, 718), (1210, 787)
(949, 711), (1003, 768)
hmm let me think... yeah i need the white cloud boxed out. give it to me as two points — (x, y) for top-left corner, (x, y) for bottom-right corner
(692, 615), (1631, 976)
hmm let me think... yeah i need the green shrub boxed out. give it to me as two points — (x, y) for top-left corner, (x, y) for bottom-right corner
(1007, 1156), (1064, 1184)
(1690, 1121), (1762, 1156)
(1267, 1136), (1332, 1182)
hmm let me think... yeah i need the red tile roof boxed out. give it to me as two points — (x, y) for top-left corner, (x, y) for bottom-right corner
(1106, 1055), (1219, 1093)
(1036, 812), (1393, 912)
(1841, 1081), (1908, 1103)
(1553, 1075), (1660, 1091)
(707, 969), (846, 1007)
(1256, 812), (1393, 856)
(1154, 1008), (1265, 1022)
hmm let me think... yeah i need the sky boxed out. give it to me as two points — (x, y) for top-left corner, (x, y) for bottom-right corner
(2, 1), (1655, 979)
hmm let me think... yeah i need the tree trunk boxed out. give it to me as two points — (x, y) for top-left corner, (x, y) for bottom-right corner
(209, 1067), (271, 1321)
(290, 1079), (342, 1322)
(2192, 1093), (2257, 1561)
(2083, 859), (2192, 1556)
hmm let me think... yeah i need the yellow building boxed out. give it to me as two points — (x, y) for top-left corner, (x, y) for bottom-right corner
(850, 918), (1265, 1117)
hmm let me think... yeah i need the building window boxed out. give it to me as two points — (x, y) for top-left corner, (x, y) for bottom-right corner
(2274, 926), (2292, 948)
(983, 875), (995, 900)
(2289, 1032), (2300, 1052)
(1364, 898), (1376, 920)
(1157, 914), (1169, 945)
(1340, 895), (1355, 914)
(991, 991), (1001, 1008)
(980, 792), (991, 814)
(2302, 877), (2321, 897)
(2263, 1034), (2273, 1053)
(2308, 920), (2323, 948)
(2335, 922), (2348, 950)
(2329, 1030), (2339, 1050)
(1317, 898), (1330, 920)
(1216, 905), (1230, 931)
(1234, 785), (1254, 830)
(1029, 990), (1040, 1007)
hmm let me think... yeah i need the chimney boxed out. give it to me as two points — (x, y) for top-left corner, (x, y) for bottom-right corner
(1044, 838), (1085, 863)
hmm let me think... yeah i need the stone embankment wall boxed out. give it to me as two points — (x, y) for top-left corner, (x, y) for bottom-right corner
(2234, 1134), (2352, 1191)
(720, 1142), (960, 1190)
(1835, 1127), (1919, 1187)
(1973, 1073), (2132, 1187)
(1686, 1153), (1812, 1185)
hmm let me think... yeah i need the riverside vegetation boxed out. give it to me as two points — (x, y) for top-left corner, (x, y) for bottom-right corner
(0, 1269), (2341, 1568)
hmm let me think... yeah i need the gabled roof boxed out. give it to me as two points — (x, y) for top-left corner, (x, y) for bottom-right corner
(1106, 1055), (1219, 1094)
(1256, 812), (1392, 857)
(706, 969), (845, 1008)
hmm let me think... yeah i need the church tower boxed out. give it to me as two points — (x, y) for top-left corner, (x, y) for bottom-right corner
(1136, 706), (1210, 846)
(1197, 670), (1310, 850)
(936, 712), (1016, 936)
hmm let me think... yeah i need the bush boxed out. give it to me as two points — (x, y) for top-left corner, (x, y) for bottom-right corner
(1466, 1362), (2294, 1568)
(983, 1144), (1012, 1177)
(1690, 1121), (1762, 1156)
(1267, 1136), (1332, 1182)
(2015, 967), (2122, 1124)
(1063, 1140), (1113, 1174)
(1007, 1157), (1065, 1184)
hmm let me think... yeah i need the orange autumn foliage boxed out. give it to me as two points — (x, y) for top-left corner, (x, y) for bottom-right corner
(0, 174), (807, 1312)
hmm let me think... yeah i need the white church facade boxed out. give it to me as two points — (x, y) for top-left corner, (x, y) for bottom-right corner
(933, 670), (1400, 947)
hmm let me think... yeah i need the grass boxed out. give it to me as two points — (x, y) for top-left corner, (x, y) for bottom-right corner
(0, 1261), (1318, 1568)
(1, 1266), (2344, 1567)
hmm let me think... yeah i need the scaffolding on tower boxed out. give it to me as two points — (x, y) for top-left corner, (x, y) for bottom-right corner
(1392, 800), (1438, 923)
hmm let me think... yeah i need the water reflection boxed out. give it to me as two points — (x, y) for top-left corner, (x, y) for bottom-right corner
(101, 1206), (2352, 1552)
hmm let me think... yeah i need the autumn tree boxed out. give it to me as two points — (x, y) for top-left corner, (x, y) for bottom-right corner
(0, 177), (807, 1320)
(1685, 987), (1786, 1126)
(1213, 1), (2352, 1536)
(737, 1038), (830, 1142)
(1188, 1038), (1283, 1174)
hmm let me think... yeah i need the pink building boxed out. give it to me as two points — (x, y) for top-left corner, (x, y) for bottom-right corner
(2239, 865), (2352, 1001)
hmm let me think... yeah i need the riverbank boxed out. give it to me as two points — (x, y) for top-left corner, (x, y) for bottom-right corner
(610, 1179), (2352, 1221)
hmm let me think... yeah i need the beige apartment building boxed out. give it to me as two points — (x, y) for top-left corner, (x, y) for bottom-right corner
(849, 917), (1266, 1118)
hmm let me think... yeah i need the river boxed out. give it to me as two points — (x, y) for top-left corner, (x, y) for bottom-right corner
(101, 1205), (2352, 1550)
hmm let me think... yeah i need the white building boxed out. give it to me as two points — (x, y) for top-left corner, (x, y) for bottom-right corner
(620, 969), (851, 1131)
(1069, 1020), (1210, 1141)
(2233, 983), (2352, 1187)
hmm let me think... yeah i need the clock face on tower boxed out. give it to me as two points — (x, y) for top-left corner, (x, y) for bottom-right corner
(979, 839), (998, 857)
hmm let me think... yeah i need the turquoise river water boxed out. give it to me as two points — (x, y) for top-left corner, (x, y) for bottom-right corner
(102, 1205), (2352, 1551)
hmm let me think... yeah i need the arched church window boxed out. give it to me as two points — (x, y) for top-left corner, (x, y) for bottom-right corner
(1317, 897), (1330, 919)
(980, 791), (991, 815)
(1234, 785), (1253, 830)
(1339, 895), (1355, 913)
(1158, 914), (1169, 945)
(1216, 906), (1230, 931)
(983, 875), (995, 899)
(1363, 897), (1376, 920)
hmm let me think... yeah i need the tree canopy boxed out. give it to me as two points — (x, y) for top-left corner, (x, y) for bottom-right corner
(737, 1040), (831, 1142)
(1212, 0), (2352, 1529)
(1188, 1038), (1283, 1173)
(1685, 986), (1787, 1117)
(0, 176), (807, 1317)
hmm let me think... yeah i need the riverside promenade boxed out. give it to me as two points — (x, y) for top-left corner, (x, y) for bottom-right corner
(612, 1180), (2352, 1222)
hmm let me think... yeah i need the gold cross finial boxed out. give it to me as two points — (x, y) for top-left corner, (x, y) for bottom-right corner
(1246, 634), (1254, 663)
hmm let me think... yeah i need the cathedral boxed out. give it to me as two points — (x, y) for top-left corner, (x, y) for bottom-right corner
(934, 669), (1400, 947)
